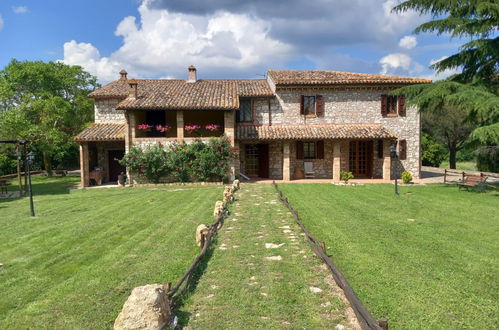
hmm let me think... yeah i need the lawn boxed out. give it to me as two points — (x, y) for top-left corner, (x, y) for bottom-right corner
(439, 161), (477, 171)
(279, 183), (499, 329)
(180, 184), (355, 329)
(0, 176), (223, 329)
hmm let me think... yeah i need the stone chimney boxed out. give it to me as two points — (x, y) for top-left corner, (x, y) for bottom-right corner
(119, 69), (128, 81)
(187, 65), (197, 83)
(128, 79), (138, 99)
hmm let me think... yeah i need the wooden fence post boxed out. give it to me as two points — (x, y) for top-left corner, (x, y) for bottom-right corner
(462, 171), (465, 182)
(444, 169), (447, 184)
(378, 317), (388, 330)
(320, 241), (326, 252)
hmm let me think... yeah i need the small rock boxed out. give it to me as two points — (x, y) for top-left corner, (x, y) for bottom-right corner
(211, 285), (219, 290)
(265, 243), (285, 249)
(321, 301), (332, 307)
(309, 286), (322, 293)
(279, 225), (290, 229)
(407, 218), (416, 222)
(206, 294), (214, 299)
(336, 324), (345, 330)
(283, 229), (292, 233)
(261, 292), (268, 297)
(266, 256), (283, 261)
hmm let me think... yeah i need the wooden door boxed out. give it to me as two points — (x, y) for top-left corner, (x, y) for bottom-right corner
(258, 144), (269, 178)
(108, 150), (126, 182)
(349, 141), (373, 177)
(245, 145), (259, 177)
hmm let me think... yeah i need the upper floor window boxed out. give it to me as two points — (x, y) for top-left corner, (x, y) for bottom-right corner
(381, 94), (406, 116)
(296, 140), (325, 160)
(303, 96), (315, 115)
(237, 99), (253, 122)
(300, 95), (324, 116)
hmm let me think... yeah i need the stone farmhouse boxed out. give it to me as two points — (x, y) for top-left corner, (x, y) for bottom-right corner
(75, 66), (430, 186)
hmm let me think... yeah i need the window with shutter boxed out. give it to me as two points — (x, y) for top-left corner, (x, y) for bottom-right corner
(316, 140), (324, 159)
(398, 95), (406, 116)
(399, 140), (407, 160)
(296, 141), (304, 159)
(302, 96), (316, 115)
(303, 142), (316, 159)
(300, 95), (304, 115)
(381, 94), (387, 115)
(377, 140), (383, 158)
(316, 95), (324, 117)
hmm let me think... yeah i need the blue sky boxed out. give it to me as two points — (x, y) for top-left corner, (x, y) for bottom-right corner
(0, 0), (463, 84)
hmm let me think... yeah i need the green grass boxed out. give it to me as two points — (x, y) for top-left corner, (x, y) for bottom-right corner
(180, 184), (353, 329)
(439, 161), (477, 171)
(279, 183), (499, 329)
(0, 176), (223, 329)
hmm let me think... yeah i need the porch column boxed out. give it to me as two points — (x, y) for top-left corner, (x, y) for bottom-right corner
(125, 112), (133, 184)
(332, 141), (341, 181)
(382, 140), (391, 180)
(224, 111), (235, 146)
(79, 142), (90, 187)
(176, 110), (184, 142)
(283, 141), (291, 181)
(224, 111), (236, 181)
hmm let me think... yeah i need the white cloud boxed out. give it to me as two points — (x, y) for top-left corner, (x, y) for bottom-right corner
(63, 3), (291, 83)
(63, 40), (122, 82)
(379, 52), (424, 76)
(0, 14), (4, 32)
(399, 35), (417, 49)
(420, 56), (460, 81)
(12, 6), (28, 14)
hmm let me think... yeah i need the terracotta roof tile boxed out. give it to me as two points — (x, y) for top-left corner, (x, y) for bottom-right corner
(75, 123), (125, 142)
(268, 70), (431, 86)
(237, 124), (397, 140)
(89, 79), (273, 110)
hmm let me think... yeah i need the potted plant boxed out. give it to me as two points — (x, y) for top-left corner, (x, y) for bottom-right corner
(184, 124), (201, 135)
(340, 171), (354, 184)
(205, 124), (221, 132)
(136, 124), (153, 132)
(155, 124), (171, 133)
(401, 171), (413, 184)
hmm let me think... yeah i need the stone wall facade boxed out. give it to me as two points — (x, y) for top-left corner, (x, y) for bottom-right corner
(246, 87), (421, 179)
(95, 98), (126, 123)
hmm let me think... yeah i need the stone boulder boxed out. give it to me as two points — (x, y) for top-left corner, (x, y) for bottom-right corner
(114, 284), (171, 330)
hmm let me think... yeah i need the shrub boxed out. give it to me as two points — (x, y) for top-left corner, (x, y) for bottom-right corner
(421, 133), (446, 167)
(189, 137), (237, 182)
(340, 171), (354, 183)
(476, 146), (499, 173)
(119, 144), (171, 183)
(401, 171), (413, 184)
(119, 137), (237, 183)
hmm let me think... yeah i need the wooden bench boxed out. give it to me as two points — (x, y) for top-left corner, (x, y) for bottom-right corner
(0, 180), (10, 195)
(458, 175), (487, 190)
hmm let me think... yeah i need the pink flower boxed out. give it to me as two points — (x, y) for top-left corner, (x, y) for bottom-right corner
(205, 124), (221, 131)
(184, 125), (201, 134)
(155, 124), (171, 133)
(137, 124), (153, 130)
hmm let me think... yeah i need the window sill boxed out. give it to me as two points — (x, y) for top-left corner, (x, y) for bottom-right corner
(385, 113), (398, 118)
(303, 114), (317, 118)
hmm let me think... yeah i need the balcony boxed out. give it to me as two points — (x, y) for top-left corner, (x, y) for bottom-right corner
(133, 110), (226, 141)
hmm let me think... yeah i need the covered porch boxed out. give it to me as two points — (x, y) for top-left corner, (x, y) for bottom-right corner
(236, 124), (399, 181)
(75, 123), (126, 187)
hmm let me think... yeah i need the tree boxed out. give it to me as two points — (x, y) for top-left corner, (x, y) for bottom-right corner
(393, 0), (499, 83)
(423, 106), (477, 168)
(0, 60), (99, 175)
(392, 0), (499, 168)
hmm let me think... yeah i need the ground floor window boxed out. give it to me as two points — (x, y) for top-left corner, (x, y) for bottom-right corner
(303, 142), (316, 159)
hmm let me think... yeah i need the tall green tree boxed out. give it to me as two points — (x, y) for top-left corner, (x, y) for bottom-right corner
(392, 0), (499, 168)
(0, 60), (99, 175)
